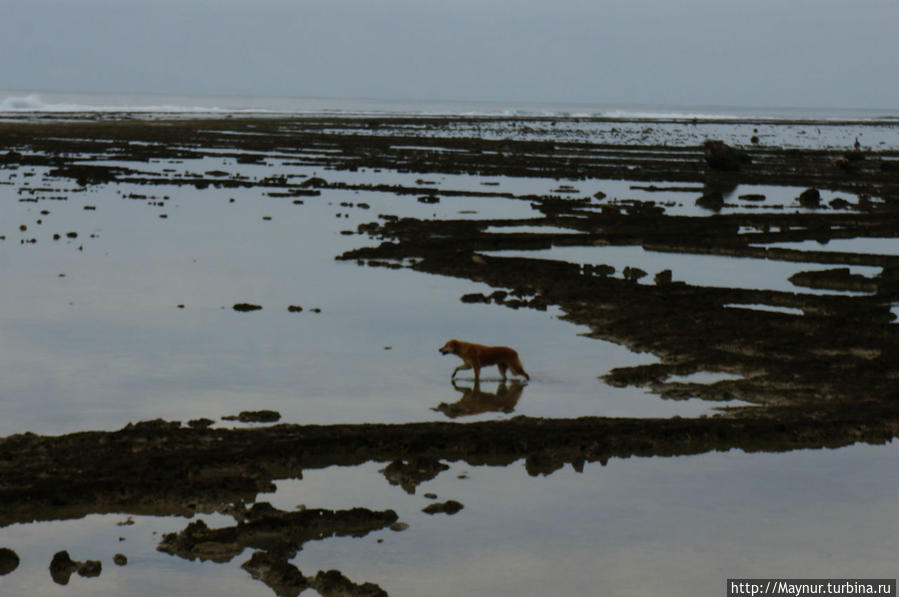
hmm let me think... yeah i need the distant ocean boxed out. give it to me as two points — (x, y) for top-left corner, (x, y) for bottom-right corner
(1, 90), (897, 122)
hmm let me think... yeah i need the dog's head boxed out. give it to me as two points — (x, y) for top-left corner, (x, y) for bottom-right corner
(439, 339), (460, 355)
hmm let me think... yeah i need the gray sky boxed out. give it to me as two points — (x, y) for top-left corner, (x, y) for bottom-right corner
(4, 0), (897, 109)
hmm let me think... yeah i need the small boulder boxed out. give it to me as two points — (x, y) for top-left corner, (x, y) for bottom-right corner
(0, 548), (19, 575)
(299, 177), (327, 188)
(233, 303), (262, 312)
(797, 188), (821, 208)
(422, 500), (464, 515)
(50, 551), (78, 585)
(654, 270), (673, 285)
(222, 410), (281, 423)
(703, 140), (751, 171)
(623, 267), (647, 282)
(695, 191), (725, 211)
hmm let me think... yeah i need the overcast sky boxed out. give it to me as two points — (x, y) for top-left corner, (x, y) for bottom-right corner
(3, 0), (897, 109)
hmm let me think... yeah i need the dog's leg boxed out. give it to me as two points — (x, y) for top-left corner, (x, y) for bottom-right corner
(452, 362), (472, 379)
(497, 363), (508, 380)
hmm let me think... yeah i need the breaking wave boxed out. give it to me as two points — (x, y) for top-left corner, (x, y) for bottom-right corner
(1, 92), (896, 122)
(0, 93), (271, 114)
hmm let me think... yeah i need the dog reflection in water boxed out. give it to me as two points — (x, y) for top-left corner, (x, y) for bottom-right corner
(434, 380), (526, 419)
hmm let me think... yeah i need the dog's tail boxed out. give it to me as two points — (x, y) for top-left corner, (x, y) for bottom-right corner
(512, 357), (530, 380)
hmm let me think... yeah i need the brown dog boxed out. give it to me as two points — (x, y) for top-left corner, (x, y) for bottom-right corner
(439, 339), (530, 383)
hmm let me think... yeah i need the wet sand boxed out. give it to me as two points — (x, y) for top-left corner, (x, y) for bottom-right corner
(1, 115), (898, 595)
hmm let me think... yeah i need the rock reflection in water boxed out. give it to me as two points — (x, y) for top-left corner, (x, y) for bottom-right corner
(157, 501), (397, 596)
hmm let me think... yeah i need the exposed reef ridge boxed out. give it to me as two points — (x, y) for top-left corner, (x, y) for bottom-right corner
(1, 408), (897, 529)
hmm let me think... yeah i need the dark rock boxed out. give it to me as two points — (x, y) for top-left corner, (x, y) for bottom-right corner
(703, 140), (751, 171)
(242, 551), (309, 597)
(591, 264), (615, 277)
(0, 150), (22, 164)
(798, 188), (821, 208)
(124, 419), (181, 431)
(187, 418), (215, 429)
(789, 268), (878, 293)
(654, 270), (673, 285)
(287, 305), (303, 312)
(50, 551), (78, 585)
(422, 500), (464, 515)
(222, 410), (281, 423)
(312, 569), (387, 597)
(460, 293), (489, 303)
(417, 195), (440, 204)
(158, 504), (398, 566)
(48, 164), (129, 186)
(380, 459), (449, 494)
(113, 553), (128, 566)
(233, 303), (263, 312)
(299, 177), (328, 188)
(77, 560), (102, 577)
(623, 267), (648, 282)
(738, 193), (766, 201)
(695, 191), (725, 211)
(0, 548), (19, 575)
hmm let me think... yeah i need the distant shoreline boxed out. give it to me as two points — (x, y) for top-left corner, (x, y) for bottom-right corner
(2, 90), (897, 123)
